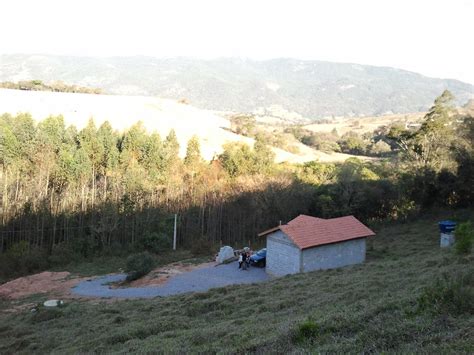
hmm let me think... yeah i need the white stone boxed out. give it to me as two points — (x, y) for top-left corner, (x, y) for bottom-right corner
(216, 246), (234, 264)
(43, 300), (64, 307)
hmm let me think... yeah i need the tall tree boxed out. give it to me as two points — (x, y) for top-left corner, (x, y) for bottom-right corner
(79, 118), (104, 207)
(414, 90), (456, 169)
(35, 115), (67, 201)
(74, 146), (93, 211)
(253, 134), (275, 174)
(390, 90), (457, 170)
(184, 135), (202, 167)
(97, 121), (119, 199)
(163, 129), (180, 171)
(143, 132), (164, 184)
(120, 121), (147, 163)
(218, 142), (254, 177)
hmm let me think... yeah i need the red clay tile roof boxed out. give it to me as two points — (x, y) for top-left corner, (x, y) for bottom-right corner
(258, 214), (375, 250)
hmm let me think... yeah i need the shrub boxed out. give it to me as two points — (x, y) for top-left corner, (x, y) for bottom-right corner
(454, 222), (473, 255)
(0, 244), (49, 278)
(125, 252), (154, 281)
(369, 140), (392, 156)
(23, 247), (49, 273)
(338, 132), (369, 155)
(190, 237), (213, 256)
(301, 132), (341, 152)
(48, 243), (83, 266)
(292, 318), (320, 343)
(31, 308), (63, 323)
(417, 272), (474, 315)
(6, 241), (30, 258)
(140, 232), (171, 253)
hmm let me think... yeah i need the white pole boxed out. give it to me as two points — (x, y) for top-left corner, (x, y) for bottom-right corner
(173, 214), (177, 251)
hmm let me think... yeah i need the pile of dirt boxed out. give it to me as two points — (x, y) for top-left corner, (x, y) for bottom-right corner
(0, 271), (85, 300)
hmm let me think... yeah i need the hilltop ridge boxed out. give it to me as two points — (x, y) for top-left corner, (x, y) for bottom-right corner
(1, 54), (472, 120)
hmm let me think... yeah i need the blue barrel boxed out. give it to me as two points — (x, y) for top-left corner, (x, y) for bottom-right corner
(438, 220), (456, 234)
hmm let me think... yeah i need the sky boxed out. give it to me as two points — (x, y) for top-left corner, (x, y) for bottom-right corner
(1, 0), (473, 84)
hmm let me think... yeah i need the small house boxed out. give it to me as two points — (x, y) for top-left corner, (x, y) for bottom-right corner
(258, 215), (375, 276)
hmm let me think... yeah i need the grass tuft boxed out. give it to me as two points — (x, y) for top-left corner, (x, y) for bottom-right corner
(292, 318), (320, 344)
(31, 308), (63, 323)
(418, 272), (474, 315)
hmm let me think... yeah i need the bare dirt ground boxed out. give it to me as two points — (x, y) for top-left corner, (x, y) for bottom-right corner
(120, 261), (216, 287)
(0, 271), (87, 300)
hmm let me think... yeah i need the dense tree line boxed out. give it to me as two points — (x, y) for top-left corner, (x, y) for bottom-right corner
(0, 115), (291, 255)
(229, 114), (300, 154)
(0, 91), (473, 277)
(0, 80), (102, 94)
(230, 113), (396, 157)
(286, 125), (394, 157)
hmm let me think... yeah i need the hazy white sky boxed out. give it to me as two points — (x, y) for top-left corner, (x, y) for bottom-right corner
(1, 0), (473, 84)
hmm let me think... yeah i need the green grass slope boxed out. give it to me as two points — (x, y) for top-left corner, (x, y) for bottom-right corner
(0, 211), (473, 353)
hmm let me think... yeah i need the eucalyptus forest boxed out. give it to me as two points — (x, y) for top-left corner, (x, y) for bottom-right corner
(0, 90), (473, 279)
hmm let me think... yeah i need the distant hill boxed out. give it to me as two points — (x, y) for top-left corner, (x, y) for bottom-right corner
(0, 88), (362, 164)
(0, 79), (102, 94)
(0, 54), (472, 120)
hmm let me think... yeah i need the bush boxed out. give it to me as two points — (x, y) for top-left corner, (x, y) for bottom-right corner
(417, 272), (474, 315)
(338, 132), (369, 155)
(48, 243), (83, 266)
(369, 140), (392, 156)
(0, 243), (49, 279)
(454, 222), (473, 255)
(31, 308), (63, 323)
(23, 248), (49, 273)
(6, 240), (30, 258)
(301, 132), (341, 152)
(140, 232), (171, 253)
(125, 252), (155, 281)
(292, 318), (320, 343)
(190, 237), (213, 256)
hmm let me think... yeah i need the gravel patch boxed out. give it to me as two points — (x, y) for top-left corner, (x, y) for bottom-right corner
(72, 261), (270, 298)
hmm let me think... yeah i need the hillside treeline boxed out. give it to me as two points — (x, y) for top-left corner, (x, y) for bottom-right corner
(0, 91), (473, 276)
(230, 114), (394, 157)
(0, 80), (102, 94)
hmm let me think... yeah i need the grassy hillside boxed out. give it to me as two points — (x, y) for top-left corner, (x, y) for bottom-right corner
(1, 54), (472, 119)
(0, 210), (473, 353)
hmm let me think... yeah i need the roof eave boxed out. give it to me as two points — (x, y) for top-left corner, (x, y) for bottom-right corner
(257, 226), (281, 237)
(300, 233), (375, 250)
